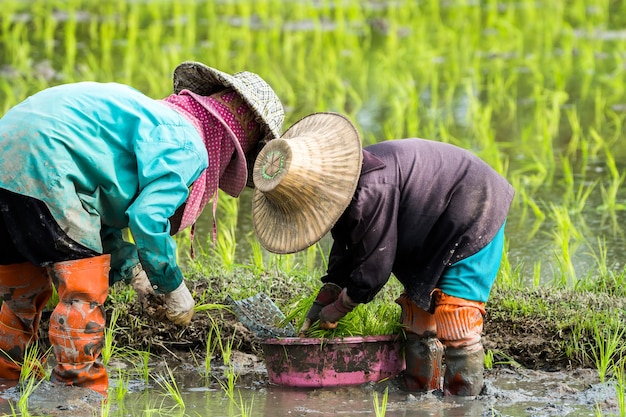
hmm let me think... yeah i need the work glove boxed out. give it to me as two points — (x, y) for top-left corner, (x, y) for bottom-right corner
(319, 288), (359, 330)
(129, 264), (155, 311)
(164, 281), (195, 326)
(298, 283), (342, 336)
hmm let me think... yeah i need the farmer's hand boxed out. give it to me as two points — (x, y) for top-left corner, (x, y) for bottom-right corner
(130, 264), (155, 311)
(164, 282), (195, 326)
(298, 283), (342, 336)
(319, 288), (358, 330)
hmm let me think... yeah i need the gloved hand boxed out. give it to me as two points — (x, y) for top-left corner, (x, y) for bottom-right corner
(319, 288), (359, 330)
(164, 282), (195, 326)
(298, 283), (342, 336)
(129, 264), (155, 310)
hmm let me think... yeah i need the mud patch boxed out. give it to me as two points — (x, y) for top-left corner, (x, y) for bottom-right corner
(104, 279), (612, 372)
(1, 381), (104, 416)
(26, 274), (622, 416)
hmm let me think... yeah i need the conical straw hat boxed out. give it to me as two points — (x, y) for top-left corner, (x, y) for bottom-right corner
(252, 112), (363, 254)
(173, 61), (284, 142)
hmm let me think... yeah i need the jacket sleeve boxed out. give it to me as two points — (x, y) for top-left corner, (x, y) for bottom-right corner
(323, 182), (399, 303)
(127, 124), (206, 294)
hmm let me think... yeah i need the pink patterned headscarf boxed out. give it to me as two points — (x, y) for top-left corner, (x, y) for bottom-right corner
(161, 89), (260, 239)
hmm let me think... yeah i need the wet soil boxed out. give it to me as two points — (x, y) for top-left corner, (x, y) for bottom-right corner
(102, 278), (604, 373)
(14, 276), (626, 416)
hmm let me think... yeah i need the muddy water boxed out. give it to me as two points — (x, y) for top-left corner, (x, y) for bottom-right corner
(1, 364), (617, 416)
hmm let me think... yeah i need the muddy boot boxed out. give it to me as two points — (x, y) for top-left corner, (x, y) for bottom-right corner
(444, 343), (484, 396)
(0, 263), (53, 379)
(47, 254), (110, 396)
(404, 333), (443, 391)
(395, 293), (443, 391)
(433, 289), (486, 397)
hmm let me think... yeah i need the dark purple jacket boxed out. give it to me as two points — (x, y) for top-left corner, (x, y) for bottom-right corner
(322, 138), (515, 311)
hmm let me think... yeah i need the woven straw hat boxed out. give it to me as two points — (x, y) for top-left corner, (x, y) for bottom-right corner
(252, 112), (363, 254)
(173, 61), (284, 142)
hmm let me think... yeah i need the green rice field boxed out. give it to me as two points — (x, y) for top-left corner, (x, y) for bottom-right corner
(1, 1), (626, 416)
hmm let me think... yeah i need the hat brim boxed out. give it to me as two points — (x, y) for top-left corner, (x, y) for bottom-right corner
(251, 112), (363, 254)
(173, 61), (282, 141)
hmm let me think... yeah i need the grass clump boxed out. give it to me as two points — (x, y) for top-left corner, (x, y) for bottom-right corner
(486, 286), (626, 369)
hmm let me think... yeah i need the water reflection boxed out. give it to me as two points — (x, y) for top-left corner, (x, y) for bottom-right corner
(111, 367), (611, 416)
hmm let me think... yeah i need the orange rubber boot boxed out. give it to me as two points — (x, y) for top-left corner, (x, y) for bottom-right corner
(47, 255), (110, 396)
(0, 263), (52, 379)
(434, 289), (486, 397)
(395, 293), (443, 391)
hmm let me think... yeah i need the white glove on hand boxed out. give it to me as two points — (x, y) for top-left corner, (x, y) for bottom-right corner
(164, 282), (195, 326)
(130, 264), (155, 310)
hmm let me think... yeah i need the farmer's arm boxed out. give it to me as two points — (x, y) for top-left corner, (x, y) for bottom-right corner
(324, 182), (399, 304)
(127, 125), (207, 294)
(309, 183), (400, 329)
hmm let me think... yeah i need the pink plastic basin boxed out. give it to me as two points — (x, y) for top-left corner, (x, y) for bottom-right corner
(261, 335), (404, 388)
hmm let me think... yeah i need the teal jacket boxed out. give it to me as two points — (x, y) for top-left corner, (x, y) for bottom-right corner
(0, 82), (207, 293)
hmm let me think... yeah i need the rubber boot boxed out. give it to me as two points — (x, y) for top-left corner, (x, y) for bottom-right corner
(0, 263), (53, 379)
(443, 343), (485, 396)
(404, 333), (444, 391)
(47, 254), (110, 395)
(433, 289), (486, 397)
(395, 293), (443, 391)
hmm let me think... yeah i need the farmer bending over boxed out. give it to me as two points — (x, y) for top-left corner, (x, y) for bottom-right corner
(0, 62), (284, 395)
(251, 112), (514, 396)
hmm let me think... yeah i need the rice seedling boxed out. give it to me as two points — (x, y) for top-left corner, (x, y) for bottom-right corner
(565, 320), (588, 367)
(136, 349), (152, 385)
(496, 244), (522, 290)
(484, 349), (494, 370)
(546, 203), (584, 286)
(531, 261), (542, 287)
(285, 295), (401, 338)
(596, 145), (626, 229)
(373, 387), (389, 417)
(614, 360), (626, 417)
(15, 343), (47, 416)
(237, 391), (254, 417)
(587, 323), (626, 383)
(217, 365), (239, 404)
(99, 395), (112, 417)
(575, 238), (619, 294)
(482, 349), (523, 369)
(269, 253), (297, 276)
(19, 342), (48, 384)
(194, 302), (231, 314)
(102, 307), (120, 366)
(209, 318), (236, 366)
(247, 235), (266, 276)
(202, 325), (217, 384)
(213, 224), (238, 274)
(114, 367), (129, 402)
(153, 363), (185, 411)
(211, 192), (239, 272)
(6, 401), (19, 417)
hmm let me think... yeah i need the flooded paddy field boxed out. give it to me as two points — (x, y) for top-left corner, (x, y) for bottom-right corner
(1, 0), (626, 416)
(0, 360), (616, 417)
